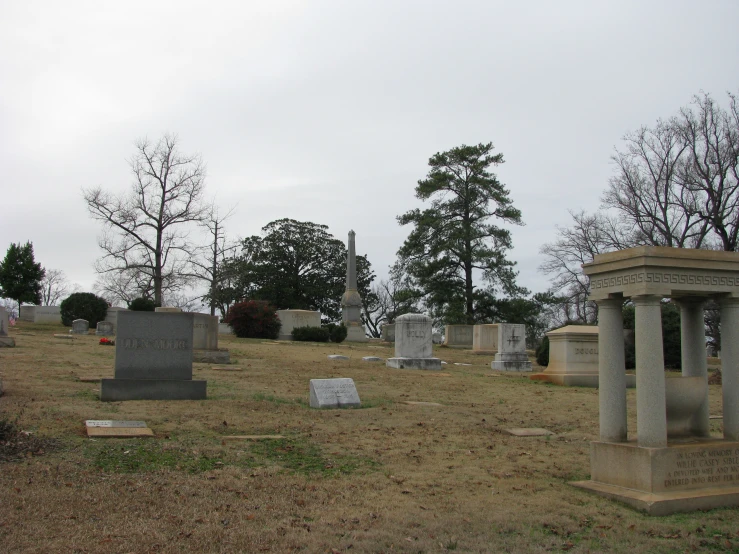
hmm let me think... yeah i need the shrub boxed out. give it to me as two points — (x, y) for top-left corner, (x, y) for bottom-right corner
(324, 322), (348, 343)
(129, 297), (158, 311)
(535, 336), (549, 367)
(292, 326), (330, 342)
(60, 292), (108, 327)
(225, 300), (281, 339)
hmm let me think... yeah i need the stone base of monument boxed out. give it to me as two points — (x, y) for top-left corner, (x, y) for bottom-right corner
(386, 357), (442, 370)
(193, 348), (230, 364)
(491, 352), (532, 372)
(345, 324), (368, 342)
(530, 372), (637, 388)
(100, 379), (207, 401)
(0, 336), (16, 347)
(570, 439), (739, 515)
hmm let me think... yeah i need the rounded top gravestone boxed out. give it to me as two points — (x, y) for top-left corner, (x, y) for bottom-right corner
(395, 313), (433, 358)
(72, 319), (90, 335)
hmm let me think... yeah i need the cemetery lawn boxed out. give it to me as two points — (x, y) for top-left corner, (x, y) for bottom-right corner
(0, 323), (735, 553)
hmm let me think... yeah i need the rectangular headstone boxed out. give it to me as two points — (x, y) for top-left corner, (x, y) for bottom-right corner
(34, 306), (62, 324)
(113, 311), (194, 380)
(276, 309), (321, 340)
(0, 307), (8, 336)
(443, 325), (474, 347)
(192, 313), (219, 349)
(309, 378), (360, 408)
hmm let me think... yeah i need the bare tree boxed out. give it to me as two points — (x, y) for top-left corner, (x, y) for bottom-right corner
(361, 269), (423, 337)
(603, 119), (709, 248)
(539, 210), (633, 325)
(679, 91), (739, 251)
(83, 134), (206, 306)
(40, 269), (70, 305)
(190, 203), (239, 317)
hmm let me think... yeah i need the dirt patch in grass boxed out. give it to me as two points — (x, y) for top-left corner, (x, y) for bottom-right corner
(0, 321), (735, 553)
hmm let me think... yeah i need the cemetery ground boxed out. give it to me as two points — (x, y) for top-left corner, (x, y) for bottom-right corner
(0, 324), (735, 554)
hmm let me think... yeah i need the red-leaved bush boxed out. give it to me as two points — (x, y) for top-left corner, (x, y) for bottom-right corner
(225, 300), (281, 339)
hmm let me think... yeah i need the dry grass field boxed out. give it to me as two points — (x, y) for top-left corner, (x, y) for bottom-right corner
(0, 321), (736, 553)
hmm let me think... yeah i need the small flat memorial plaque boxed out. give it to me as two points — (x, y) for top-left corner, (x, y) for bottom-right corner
(222, 435), (285, 440)
(87, 427), (154, 437)
(309, 378), (360, 408)
(212, 366), (243, 371)
(328, 355), (349, 360)
(403, 401), (443, 406)
(506, 428), (554, 437)
(85, 420), (148, 428)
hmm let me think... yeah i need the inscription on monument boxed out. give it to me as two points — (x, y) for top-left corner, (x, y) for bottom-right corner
(122, 338), (189, 350)
(662, 447), (739, 490)
(575, 347), (598, 355)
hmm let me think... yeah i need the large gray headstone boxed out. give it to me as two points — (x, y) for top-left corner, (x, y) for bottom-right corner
(101, 311), (206, 401)
(71, 319), (89, 335)
(309, 378), (360, 408)
(114, 312), (194, 380)
(276, 309), (321, 340)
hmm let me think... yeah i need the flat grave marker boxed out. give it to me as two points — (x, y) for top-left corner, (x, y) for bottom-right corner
(309, 378), (360, 408)
(506, 428), (554, 437)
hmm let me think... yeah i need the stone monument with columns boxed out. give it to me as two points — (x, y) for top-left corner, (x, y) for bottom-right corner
(571, 246), (739, 515)
(341, 230), (368, 342)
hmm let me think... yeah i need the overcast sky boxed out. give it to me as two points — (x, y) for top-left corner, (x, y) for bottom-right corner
(2, 1), (738, 305)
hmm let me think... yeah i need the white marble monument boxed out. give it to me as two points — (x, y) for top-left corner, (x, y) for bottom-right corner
(571, 246), (739, 515)
(386, 313), (441, 370)
(530, 325), (636, 387)
(472, 324), (499, 353)
(309, 378), (361, 408)
(490, 324), (531, 371)
(276, 309), (321, 341)
(71, 319), (89, 335)
(443, 324), (474, 347)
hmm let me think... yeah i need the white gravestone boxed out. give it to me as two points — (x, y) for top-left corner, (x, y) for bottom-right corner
(443, 325), (474, 347)
(386, 313), (441, 370)
(473, 324), (499, 353)
(276, 310), (321, 340)
(20, 305), (61, 324)
(381, 323), (396, 342)
(193, 313), (219, 350)
(491, 323), (531, 371)
(96, 321), (115, 336)
(309, 378), (361, 408)
(530, 325), (636, 388)
(71, 319), (90, 335)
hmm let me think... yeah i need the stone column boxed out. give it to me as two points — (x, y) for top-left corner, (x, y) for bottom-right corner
(676, 297), (710, 437)
(597, 298), (627, 442)
(633, 295), (667, 448)
(719, 297), (739, 440)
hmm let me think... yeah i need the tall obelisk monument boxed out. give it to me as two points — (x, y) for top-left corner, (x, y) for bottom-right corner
(341, 230), (368, 342)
